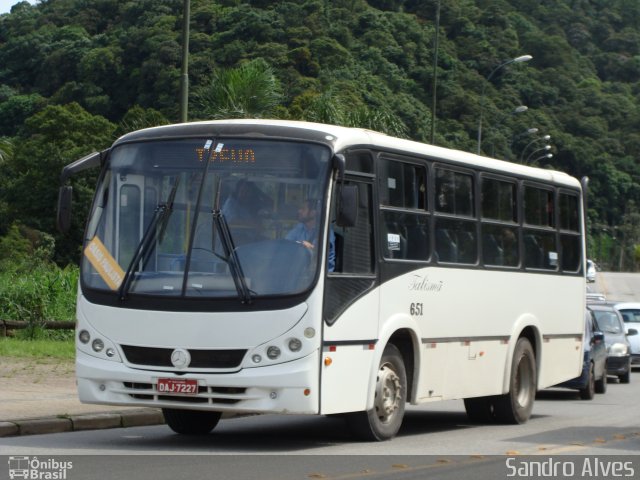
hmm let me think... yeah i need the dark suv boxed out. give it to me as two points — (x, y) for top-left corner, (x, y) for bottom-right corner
(556, 309), (607, 399)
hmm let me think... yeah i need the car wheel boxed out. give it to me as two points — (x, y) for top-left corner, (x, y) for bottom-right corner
(619, 361), (631, 384)
(162, 408), (221, 435)
(346, 343), (407, 441)
(493, 338), (537, 424)
(580, 363), (595, 400)
(594, 371), (607, 394)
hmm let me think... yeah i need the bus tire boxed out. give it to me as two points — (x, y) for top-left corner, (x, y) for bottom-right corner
(493, 337), (536, 424)
(346, 344), (407, 441)
(464, 396), (496, 423)
(162, 408), (221, 435)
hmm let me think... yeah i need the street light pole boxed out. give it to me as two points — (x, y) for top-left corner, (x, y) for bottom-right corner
(484, 105), (528, 157)
(520, 134), (551, 161)
(525, 145), (552, 163)
(179, 0), (191, 123)
(530, 152), (553, 165)
(430, 0), (441, 144)
(476, 54), (532, 154)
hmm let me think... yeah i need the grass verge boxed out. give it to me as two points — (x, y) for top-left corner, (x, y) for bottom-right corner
(0, 338), (74, 359)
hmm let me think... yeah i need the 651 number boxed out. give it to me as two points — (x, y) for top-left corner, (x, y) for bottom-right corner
(410, 302), (423, 316)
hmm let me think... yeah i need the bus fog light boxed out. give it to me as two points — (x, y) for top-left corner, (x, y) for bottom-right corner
(270, 391), (277, 399)
(304, 327), (315, 338)
(252, 354), (262, 363)
(79, 330), (91, 344)
(288, 338), (302, 352)
(106, 348), (115, 357)
(266, 346), (281, 359)
(92, 338), (105, 352)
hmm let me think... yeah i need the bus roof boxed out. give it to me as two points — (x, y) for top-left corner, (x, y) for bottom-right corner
(114, 119), (581, 189)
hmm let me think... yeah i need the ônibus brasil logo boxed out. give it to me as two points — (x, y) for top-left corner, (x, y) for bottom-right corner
(8, 456), (73, 480)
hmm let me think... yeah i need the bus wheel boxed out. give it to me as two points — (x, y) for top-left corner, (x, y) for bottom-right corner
(347, 344), (407, 441)
(162, 408), (221, 435)
(494, 337), (536, 424)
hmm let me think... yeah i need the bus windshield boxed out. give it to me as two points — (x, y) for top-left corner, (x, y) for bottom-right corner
(81, 138), (332, 301)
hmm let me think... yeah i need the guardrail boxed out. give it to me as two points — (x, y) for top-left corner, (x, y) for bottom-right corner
(1, 320), (75, 336)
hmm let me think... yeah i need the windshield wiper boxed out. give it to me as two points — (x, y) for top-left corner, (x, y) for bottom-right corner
(212, 210), (253, 304)
(118, 176), (180, 300)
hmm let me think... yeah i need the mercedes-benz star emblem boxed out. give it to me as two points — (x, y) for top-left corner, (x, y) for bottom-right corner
(170, 348), (191, 369)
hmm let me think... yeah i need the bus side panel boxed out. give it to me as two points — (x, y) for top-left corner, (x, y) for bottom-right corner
(320, 289), (379, 414)
(379, 267), (583, 402)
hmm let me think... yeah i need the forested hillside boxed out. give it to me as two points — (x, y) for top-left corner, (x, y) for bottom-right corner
(1, 0), (639, 270)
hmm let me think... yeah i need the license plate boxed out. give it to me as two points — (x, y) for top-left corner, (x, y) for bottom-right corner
(157, 378), (199, 395)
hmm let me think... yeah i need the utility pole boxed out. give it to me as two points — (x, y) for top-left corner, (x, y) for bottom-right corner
(430, 0), (440, 144)
(179, 0), (191, 123)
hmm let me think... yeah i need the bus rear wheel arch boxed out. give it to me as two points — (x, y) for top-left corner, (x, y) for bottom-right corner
(464, 337), (537, 424)
(493, 336), (537, 423)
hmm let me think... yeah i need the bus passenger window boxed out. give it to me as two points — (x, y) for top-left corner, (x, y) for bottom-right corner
(435, 168), (474, 217)
(559, 192), (581, 272)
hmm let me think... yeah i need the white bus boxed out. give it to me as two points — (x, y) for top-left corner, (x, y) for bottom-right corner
(57, 120), (586, 441)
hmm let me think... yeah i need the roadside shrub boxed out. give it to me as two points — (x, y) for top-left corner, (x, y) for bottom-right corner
(0, 225), (78, 339)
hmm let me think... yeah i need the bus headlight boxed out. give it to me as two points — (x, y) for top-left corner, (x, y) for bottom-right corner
(608, 343), (628, 356)
(79, 330), (91, 344)
(75, 321), (122, 363)
(288, 338), (302, 352)
(267, 346), (281, 360)
(92, 338), (105, 353)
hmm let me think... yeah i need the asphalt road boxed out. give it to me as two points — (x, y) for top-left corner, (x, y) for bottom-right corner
(1, 367), (639, 478)
(593, 271), (640, 302)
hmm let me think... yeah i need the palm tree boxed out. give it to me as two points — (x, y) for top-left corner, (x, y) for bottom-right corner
(0, 138), (13, 164)
(301, 89), (408, 138)
(193, 58), (283, 119)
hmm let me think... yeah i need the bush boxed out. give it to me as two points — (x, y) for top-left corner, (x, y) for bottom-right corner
(0, 225), (78, 339)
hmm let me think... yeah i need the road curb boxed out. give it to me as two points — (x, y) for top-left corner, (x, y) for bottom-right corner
(0, 409), (164, 438)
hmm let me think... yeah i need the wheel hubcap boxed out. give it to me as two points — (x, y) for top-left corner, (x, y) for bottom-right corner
(374, 363), (402, 423)
(515, 355), (533, 407)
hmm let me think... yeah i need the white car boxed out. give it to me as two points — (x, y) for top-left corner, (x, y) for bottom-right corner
(586, 259), (597, 283)
(613, 302), (640, 366)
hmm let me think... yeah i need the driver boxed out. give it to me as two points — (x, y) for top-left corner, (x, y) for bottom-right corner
(286, 199), (335, 272)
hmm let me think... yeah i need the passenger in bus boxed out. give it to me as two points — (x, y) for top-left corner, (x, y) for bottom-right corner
(222, 179), (260, 223)
(221, 179), (272, 245)
(286, 199), (336, 272)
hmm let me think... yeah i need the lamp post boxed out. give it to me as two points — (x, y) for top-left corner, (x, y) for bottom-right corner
(510, 128), (538, 157)
(525, 145), (552, 163)
(430, 0), (441, 144)
(530, 152), (553, 165)
(520, 134), (551, 162)
(484, 105), (528, 157)
(476, 54), (532, 154)
(179, 0), (191, 123)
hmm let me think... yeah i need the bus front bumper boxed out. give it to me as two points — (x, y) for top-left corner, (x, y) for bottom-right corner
(76, 350), (320, 415)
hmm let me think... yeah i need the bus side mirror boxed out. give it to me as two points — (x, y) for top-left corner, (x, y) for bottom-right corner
(628, 328), (638, 337)
(336, 184), (358, 227)
(56, 186), (73, 233)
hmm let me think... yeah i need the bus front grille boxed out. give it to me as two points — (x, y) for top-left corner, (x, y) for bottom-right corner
(121, 382), (246, 405)
(120, 345), (247, 369)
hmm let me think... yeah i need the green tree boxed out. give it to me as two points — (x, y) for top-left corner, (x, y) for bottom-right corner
(193, 58), (284, 119)
(3, 103), (116, 264)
